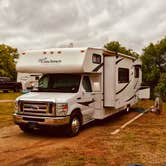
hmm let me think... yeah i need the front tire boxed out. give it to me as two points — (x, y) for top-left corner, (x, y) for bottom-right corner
(66, 114), (81, 137)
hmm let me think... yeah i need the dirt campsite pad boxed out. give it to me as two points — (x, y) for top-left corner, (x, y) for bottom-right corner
(0, 99), (165, 166)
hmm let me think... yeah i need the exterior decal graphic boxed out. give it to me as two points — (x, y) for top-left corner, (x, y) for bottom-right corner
(125, 95), (136, 102)
(115, 58), (124, 64)
(116, 81), (131, 95)
(77, 99), (95, 106)
(92, 63), (104, 72)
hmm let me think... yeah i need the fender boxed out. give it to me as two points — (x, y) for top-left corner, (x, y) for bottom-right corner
(67, 103), (82, 116)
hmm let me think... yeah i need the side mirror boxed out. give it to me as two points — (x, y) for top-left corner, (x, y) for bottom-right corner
(93, 82), (100, 92)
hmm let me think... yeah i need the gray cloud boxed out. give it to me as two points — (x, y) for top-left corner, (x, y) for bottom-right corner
(0, 0), (166, 53)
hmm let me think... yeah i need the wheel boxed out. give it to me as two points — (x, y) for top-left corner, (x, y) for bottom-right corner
(66, 114), (81, 137)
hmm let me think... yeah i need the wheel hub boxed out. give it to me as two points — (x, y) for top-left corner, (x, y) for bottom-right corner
(71, 117), (80, 134)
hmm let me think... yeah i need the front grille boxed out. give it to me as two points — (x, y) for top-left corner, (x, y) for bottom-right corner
(20, 101), (55, 116)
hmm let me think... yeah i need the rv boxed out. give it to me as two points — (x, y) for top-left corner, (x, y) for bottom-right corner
(13, 48), (149, 136)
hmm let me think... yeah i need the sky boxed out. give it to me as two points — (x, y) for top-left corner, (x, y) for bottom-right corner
(0, 0), (166, 53)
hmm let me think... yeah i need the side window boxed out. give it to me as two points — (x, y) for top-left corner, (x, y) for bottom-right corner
(92, 54), (101, 64)
(82, 76), (92, 92)
(118, 68), (129, 83)
(134, 67), (139, 78)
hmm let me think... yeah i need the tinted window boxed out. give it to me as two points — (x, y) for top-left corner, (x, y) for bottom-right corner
(118, 68), (129, 83)
(82, 76), (92, 92)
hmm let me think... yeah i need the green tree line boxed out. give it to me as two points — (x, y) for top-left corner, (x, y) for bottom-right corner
(0, 44), (18, 81)
(141, 37), (166, 100)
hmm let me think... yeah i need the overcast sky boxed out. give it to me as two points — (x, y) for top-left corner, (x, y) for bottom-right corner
(0, 0), (166, 53)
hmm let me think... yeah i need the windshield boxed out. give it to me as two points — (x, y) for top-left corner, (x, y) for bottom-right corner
(38, 74), (81, 93)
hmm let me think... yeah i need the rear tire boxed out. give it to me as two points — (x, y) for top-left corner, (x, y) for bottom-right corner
(66, 114), (81, 137)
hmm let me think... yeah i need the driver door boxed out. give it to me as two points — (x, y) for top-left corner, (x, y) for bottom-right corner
(79, 76), (95, 123)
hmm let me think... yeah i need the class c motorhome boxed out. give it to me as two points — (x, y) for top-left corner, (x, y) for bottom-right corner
(13, 47), (150, 136)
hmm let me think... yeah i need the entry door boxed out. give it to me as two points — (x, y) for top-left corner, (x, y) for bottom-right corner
(81, 76), (95, 123)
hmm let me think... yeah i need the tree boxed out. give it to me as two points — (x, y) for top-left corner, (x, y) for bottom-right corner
(0, 44), (18, 80)
(141, 43), (160, 86)
(141, 37), (166, 99)
(104, 41), (139, 57)
(155, 73), (166, 101)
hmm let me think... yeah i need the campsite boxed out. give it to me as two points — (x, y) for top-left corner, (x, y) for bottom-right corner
(0, 1), (166, 165)
(0, 92), (165, 165)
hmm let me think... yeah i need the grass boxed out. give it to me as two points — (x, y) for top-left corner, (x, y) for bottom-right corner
(0, 102), (15, 128)
(0, 92), (21, 100)
(0, 92), (20, 128)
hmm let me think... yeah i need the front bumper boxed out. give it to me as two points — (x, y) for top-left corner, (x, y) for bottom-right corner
(13, 113), (70, 126)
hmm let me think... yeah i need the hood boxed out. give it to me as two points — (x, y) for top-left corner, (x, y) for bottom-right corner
(16, 92), (77, 103)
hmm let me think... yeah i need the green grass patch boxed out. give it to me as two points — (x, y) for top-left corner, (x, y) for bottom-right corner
(0, 92), (20, 128)
(0, 92), (21, 100)
(0, 102), (14, 128)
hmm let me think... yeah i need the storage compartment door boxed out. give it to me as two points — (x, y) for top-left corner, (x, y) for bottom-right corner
(137, 86), (150, 99)
(104, 56), (116, 107)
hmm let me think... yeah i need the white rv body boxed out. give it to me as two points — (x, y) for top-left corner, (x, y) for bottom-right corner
(14, 47), (149, 136)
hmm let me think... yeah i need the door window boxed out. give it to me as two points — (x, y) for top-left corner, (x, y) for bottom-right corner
(134, 66), (139, 78)
(82, 76), (92, 92)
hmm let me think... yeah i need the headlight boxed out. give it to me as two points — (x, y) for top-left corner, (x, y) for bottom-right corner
(56, 103), (68, 116)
